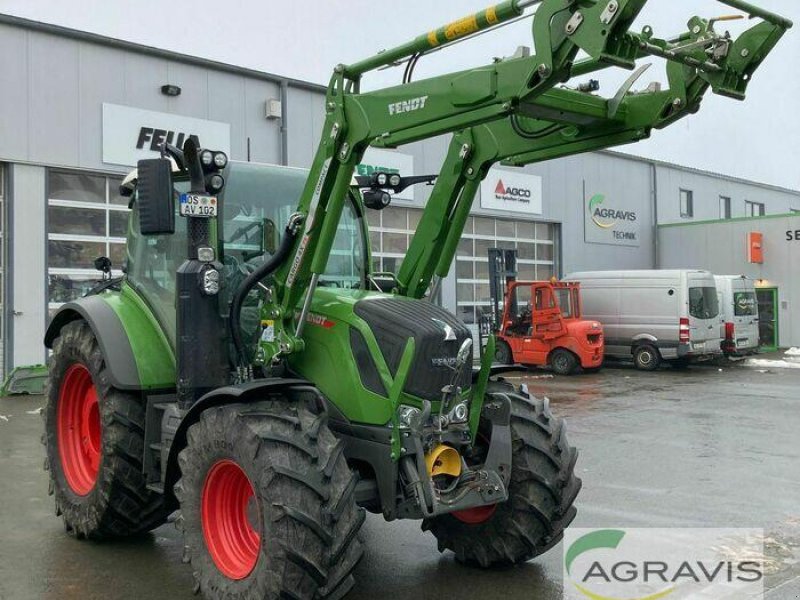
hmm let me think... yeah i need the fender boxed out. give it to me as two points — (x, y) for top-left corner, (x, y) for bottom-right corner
(162, 378), (319, 501)
(44, 286), (176, 391)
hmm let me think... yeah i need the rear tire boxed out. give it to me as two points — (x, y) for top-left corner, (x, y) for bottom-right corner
(495, 340), (513, 365)
(423, 380), (581, 567)
(43, 320), (168, 539)
(550, 348), (579, 375)
(175, 400), (364, 599)
(633, 344), (660, 371)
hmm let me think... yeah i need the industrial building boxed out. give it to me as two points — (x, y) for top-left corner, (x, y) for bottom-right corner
(1, 13), (799, 376)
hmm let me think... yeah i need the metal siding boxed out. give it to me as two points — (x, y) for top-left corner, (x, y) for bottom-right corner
(208, 71), (247, 161)
(286, 87), (314, 167)
(165, 62), (211, 119)
(28, 35), (80, 166)
(243, 78), (281, 164)
(0, 25), (30, 162)
(122, 52), (170, 114)
(77, 44), (126, 169)
(659, 216), (800, 347)
(657, 164), (800, 224)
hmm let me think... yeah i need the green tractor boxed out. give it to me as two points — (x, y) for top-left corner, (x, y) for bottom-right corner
(42, 1), (789, 597)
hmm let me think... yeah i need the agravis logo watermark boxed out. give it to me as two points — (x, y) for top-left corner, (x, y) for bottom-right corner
(564, 528), (765, 600)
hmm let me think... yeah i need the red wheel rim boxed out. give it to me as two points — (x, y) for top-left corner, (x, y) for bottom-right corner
(57, 363), (101, 496)
(201, 460), (261, 580)
(452, 503), (498, 524)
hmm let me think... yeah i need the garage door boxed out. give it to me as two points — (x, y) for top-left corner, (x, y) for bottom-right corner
(454, 216), (557, 326)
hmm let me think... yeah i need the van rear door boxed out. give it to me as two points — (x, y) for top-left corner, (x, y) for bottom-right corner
(730, 279), (759, 351)
(687, 273), (722, 354)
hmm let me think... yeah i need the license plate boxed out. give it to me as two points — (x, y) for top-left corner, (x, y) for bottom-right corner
(693, 342), (706, 351)
(736, 339), (750, 348)
(179, 193), (218, 218)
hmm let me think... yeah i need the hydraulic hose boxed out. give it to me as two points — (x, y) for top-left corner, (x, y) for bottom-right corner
(229, 215), (302, 366)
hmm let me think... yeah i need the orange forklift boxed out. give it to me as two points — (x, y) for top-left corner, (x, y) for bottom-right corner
(482, 249), (604, 375)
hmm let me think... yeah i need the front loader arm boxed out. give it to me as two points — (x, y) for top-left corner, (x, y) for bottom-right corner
(259, 0), (790, 362)
(396, 2), (791, 299)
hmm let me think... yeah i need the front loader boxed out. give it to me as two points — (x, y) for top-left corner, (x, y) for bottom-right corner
(42, 1), (790, 598)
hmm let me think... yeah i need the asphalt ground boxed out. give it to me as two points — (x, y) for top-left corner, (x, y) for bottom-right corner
(1, 361), (799, 599)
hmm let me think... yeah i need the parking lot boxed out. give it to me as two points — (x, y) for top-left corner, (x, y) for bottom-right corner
(1, 361), (799, 600)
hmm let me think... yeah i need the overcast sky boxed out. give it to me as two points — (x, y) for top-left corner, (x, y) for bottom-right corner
(2, 0), (798, 189)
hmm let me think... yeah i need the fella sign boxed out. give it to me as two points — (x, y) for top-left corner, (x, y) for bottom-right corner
(102, 103), (231, 167)
(479, 168), (543, 214)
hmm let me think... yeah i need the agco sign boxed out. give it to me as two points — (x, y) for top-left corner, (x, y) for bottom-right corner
(480, 168), (543, 215)
(494, 179), (532, 204)
(584, 191), (640, 247)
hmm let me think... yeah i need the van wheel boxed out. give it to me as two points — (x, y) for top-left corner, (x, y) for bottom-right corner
(495, 340), (513, 365)
(550, 349), (578, 376)
(633, 344), (660, 371)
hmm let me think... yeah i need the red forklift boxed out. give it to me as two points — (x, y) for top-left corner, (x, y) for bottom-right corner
(482, 249), (604, 375)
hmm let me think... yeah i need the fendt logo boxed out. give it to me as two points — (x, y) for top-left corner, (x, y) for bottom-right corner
(494, 179), (532, 204)
(564, 528), (765, 600)
(388, 95), (429, 115)
(589, 194), (637, 229)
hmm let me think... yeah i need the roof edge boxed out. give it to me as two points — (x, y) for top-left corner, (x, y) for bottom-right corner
(0, 12), (327, 93)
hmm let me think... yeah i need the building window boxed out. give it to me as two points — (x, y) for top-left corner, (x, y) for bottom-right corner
(719, 196), (731, 219)
(679, 189), (693, 218)
(454, 217), (557, 326)
(47, 170), (128, 315)
(366, 208), (559, 328)
(745, 200), (765, 217)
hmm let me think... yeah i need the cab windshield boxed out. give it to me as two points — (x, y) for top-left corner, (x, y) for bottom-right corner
(126, 162), (368, 347)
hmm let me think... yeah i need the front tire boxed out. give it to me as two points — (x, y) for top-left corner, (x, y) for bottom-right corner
(424, 380), (581, 567)
(550, 348), (579, 375)
(175, 400), (364, 599)
(495, 340), (513, 365)
(44, 320), (168, 538)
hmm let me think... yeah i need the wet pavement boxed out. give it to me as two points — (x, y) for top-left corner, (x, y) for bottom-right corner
(1, 362), (799, 599)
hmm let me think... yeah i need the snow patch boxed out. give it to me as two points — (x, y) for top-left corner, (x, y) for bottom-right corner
(745, 358), (800, 370)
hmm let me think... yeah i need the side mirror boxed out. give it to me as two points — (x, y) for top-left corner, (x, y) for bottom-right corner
(137, 158), (175, 235)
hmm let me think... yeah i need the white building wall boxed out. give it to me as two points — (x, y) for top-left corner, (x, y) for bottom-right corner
(658, 215), (800, 347)
(655, 163), (800, 224)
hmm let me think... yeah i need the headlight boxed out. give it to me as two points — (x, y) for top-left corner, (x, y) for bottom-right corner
(450, 402), (469, 423)
(389, 173), (401, 187)
(213, 152), (228, 169)
(197, 246), (215, 262)
(376, 172), (388, 186)
(201, 267), (220, 295)
(397, 405), (421, 429)
(207, 174), (225, 192)
(200, 149), (214, 167)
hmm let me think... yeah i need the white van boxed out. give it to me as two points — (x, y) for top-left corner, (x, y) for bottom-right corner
(714, 275), (760, 356)
(563, 270), (722, 370)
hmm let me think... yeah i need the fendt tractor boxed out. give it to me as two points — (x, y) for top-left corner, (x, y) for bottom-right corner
(485, 248), (604, 374)
(42, 1), (789, 598)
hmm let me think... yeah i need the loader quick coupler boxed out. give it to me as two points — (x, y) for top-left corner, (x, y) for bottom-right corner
(395, 393), (512, 520)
